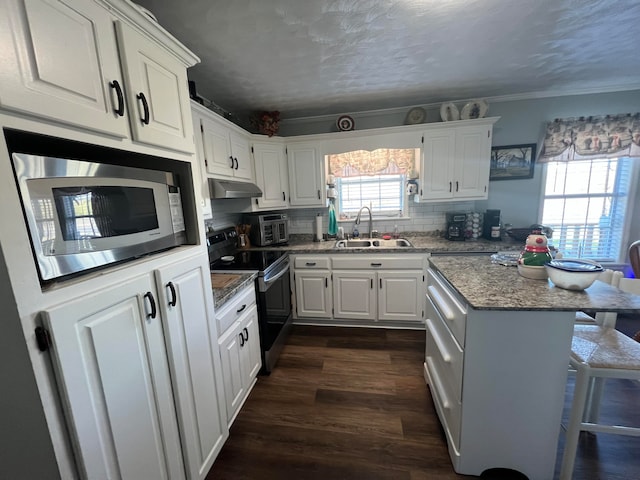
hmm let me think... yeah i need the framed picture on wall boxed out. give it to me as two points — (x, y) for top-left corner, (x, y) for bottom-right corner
(489, 144), (537, 181)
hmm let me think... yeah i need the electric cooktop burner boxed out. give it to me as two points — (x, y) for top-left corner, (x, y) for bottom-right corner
(210, 249), (286, 272)
(207, 226), (287, 276)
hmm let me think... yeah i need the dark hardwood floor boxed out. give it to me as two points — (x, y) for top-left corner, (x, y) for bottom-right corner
(207, 324), (640, 480)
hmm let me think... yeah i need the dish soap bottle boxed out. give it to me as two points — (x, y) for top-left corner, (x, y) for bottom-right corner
(392, 225), (399, 239)
(352, 226), (359, 238)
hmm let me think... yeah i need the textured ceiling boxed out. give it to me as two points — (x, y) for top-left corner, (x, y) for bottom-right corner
(133, 0), (640, 119)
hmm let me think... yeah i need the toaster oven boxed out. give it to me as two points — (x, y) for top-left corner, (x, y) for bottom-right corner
(246, 213), (289, 246)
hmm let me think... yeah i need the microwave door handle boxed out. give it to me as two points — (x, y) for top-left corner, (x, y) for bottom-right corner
(263, 259), (290, 286)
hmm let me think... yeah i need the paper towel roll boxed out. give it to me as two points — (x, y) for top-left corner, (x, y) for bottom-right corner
(315, 215), (323, 241)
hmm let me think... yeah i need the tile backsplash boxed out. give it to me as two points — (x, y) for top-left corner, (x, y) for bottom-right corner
(287, 200), (475, 236)
(204, 198), (476, 236)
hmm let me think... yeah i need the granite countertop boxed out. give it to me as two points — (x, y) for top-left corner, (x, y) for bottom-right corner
(249, 234), (523, 254)
(210, 272), (257, 310)
(429, 255), (640, 313)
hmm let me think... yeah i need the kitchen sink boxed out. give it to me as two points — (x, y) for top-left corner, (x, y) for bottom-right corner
(334, 238), (413, 249)
(372, 238), (413, 247)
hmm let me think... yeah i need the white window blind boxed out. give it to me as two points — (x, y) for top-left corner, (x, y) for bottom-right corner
(541, 157), (633, 262)
(337, 174), (405, 217)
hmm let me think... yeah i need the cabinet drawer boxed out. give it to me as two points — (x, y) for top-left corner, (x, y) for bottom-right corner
(427, 269), (467, 346)
(332, 255), (425, 270)
(294, 256), (331, 269)
(425, 300), (463, 402)
(216, 286), (256, 336)
(425, 355), (461, 449)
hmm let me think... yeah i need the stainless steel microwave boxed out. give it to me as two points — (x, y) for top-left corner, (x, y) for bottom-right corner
(11, 152), (186, 282)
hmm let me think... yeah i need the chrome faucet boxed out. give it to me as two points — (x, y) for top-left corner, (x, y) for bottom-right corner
(355, 206), (373, 238)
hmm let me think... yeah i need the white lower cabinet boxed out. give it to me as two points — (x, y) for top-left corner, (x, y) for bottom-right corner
(292, 254), (426, 324)
(292, 256), (333, 319)
(332, 255), (425, 323)
(332, 270), (376, 320)
(424, 266), (574, 480)
(43, 254), (227, 480)
(216, 285), (261, 425)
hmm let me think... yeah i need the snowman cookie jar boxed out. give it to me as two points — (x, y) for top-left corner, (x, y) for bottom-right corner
(517, 229), (553, 280)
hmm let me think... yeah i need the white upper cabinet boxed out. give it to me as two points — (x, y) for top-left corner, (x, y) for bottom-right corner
(287, 141), (325, 207)
(115, 20), (194, 153)
(419, 119), (496, 202)
(194, 104), (254, 182)
(252, 140), (289, 210)
(228, 131), (254, 180)
(0, 0), (129, 138)
(0, 0), (198, 152)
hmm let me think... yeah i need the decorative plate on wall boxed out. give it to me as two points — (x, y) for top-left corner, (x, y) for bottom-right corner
(440, 102), (460, 122)
(460, 99), (489, 120)
(405, 107), (426, 125)
(336, 115), (355, 131)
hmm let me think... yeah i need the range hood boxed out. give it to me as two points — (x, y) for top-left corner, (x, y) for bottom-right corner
(208, 178), (263, 199)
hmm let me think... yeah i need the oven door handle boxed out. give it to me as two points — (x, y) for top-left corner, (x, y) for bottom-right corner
(262, 259), (290, 286)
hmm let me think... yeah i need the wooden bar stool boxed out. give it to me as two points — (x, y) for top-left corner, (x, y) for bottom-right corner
(559, 324), (640, 479)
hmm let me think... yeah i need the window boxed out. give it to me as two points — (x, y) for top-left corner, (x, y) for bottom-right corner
(327, 148), (418, 219)
(540, 157), (633, 262)
(337, 174), (405, 218)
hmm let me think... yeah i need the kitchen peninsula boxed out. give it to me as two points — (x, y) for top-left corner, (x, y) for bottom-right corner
(425, 255), (640, 480)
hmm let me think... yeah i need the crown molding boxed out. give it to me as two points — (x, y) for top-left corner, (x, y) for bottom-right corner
(280, 85), (640, 125)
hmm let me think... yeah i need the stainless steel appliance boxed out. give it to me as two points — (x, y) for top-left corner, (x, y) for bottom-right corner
(208, 227), (292, 374)
(245, 213), (289, 246)
(446, 212), (467, 241)
(10, 138), (186, 283)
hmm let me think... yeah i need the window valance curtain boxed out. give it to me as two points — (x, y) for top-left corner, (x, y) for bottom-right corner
(328, 149), (416, 177)
(539, 113), (640, 162)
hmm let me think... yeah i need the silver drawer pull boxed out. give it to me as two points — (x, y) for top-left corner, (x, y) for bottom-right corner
(428, 286), (455, 321)
(426, 319), (451, 363)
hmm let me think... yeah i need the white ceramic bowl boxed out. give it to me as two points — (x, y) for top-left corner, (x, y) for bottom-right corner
(544, 259), (603, 290)
(517, 264), (548, 280)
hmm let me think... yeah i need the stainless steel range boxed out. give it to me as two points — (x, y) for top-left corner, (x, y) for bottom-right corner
(207, 227), (292, 374)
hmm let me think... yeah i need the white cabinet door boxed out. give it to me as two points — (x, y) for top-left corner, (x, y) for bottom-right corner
(378, 270), (424, 321)
(218, 322), (246, 424)
(218, 302), (261, 424)
(332, 270), (377, 320)
(294, 270), (332, 318)
(240, 305), (262, 382)
(200, 114), (234, 178)
(115, 21), (193, 153)
(421, 130), (456, 200)
(43, 274), (184, 480)
(287, 142), (324, 207)
(252, 141), (289, 210)
(420, 121), (495, 202)
(155, 255), (227, 480)
(0, 0), (129, 138)
(453, 125), (492, 199)
(229, 131), (253, 181)
(196, 109), (254, 181)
